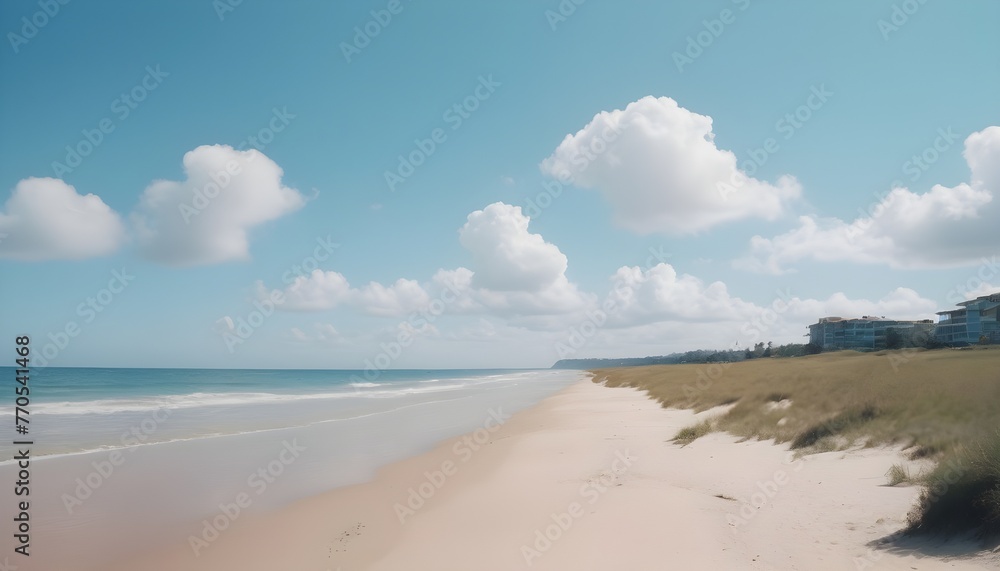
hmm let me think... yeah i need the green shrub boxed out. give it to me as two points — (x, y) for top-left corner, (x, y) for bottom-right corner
(908, 432), (1000, 537)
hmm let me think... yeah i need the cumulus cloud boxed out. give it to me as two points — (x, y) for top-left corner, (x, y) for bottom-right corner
(273, 270), (352, 311)
(260, 270), (432, 316)
(780, 287), (938, 322)
(573, 286), (938, 354)
(540, 96), (801, 234)
(0, 177), (126, 260)
(583, 271), (938, 351)
(132, 145), (305, 266)
(738, 126), (1000, 272)
(260, 202), (590, 319)
(459, 202), (567, 291)
(355, 279), (431, 317)
(602, 263), (760, 327)
(456, 202), (591, 315)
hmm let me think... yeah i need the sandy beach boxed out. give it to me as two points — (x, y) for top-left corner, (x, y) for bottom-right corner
(105, 378), (997, 570)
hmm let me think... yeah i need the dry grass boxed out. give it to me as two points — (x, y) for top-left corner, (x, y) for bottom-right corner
(886, 463), (911, 486)
(592, 347), (1000, 537)
(593, 348), (1000, 455)
(673, 419), (714, 445)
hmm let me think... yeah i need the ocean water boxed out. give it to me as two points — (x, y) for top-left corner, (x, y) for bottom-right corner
(0, 367), (589, 568)
(0, 367), (584, 461)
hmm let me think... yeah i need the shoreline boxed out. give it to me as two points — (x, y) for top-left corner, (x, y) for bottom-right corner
(105, 377), (998, 570)
(2, 370), (585, 571)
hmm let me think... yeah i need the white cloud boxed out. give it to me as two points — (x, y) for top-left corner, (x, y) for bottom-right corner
(132, 145), (305, 266)
(738, 126), (1000, 272)
(355, 278), (431, 317)
(260, 202), (590, 319)
(270, 270), (352, 311)
(0, 177), (125, 260)
(428, 268), (479, 312)
(960, 281), (1000, 301)
(456, 202), (591, 315)
(540, 96), (801, 234)
(445, 318), (502, 342)
(459, 202), (568, 291)
(574, 280), (939, 355)
(260, 271), (431, 316)
(780, 287), (938, 322)
(602, 263), (760, 327)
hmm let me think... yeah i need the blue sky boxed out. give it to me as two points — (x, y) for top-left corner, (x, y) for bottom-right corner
(1, 0), (998, 369)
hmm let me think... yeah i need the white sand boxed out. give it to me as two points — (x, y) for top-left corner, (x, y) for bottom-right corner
(109, 379), (999, 570)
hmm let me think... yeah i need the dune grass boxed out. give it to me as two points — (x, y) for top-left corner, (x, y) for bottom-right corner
(886, 463), (911, 486)
(673, 419), (714, 445)
(592, 347), (1000, 538)
(908, 433), (1000, 537)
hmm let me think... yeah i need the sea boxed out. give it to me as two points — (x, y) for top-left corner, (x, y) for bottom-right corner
(0, 367), (586, 461)
(0, 367), (588, 567)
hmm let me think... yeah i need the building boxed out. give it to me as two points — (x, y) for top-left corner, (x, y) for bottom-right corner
(808, 316), (936, 351)
(934, 292), (1000, 345)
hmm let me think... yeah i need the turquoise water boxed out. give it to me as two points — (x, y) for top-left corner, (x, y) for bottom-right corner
(0, 367), (580, 460)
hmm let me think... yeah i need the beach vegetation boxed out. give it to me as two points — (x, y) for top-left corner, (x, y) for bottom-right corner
(886, 463), (911, 486)
(907, 432), (1000, 538)
(673, 419), (714, 445)
(593, 347), (1000, 539)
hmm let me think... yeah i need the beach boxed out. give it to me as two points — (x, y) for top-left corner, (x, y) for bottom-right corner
(5, 2), (999, 569)
(0, 368), (585, 570)
(99, 378), (997, 570)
